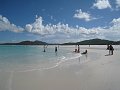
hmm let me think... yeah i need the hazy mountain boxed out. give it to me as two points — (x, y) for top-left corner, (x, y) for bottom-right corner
(0, 39), (120, 45)
(0, 40), (47, 45)
(62, 39), (120, 45)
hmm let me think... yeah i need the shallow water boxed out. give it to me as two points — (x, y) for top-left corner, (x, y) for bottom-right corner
(0, 45), (119, 72)
(0, 45), (81, 71)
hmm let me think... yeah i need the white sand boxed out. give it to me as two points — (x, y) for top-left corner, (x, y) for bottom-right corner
(0, 45), (120, 90)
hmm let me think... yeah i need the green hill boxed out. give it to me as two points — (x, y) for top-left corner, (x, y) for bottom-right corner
(0, 40), (47, 45)
(77, 39), (114, 45)
(63, 39), (120, 45)
(0, 39), (120, 45)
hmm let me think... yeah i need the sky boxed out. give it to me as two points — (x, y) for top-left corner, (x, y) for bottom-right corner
(0, 0), (120, 43)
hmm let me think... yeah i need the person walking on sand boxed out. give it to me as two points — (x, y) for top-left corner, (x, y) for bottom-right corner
(106, 44), (110, 55)
(109, 45), (114, 55)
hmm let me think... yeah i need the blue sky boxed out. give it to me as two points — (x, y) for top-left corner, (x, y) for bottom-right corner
(0, 0), (120, 43)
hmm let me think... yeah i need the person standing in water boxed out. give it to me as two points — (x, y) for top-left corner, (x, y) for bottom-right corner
(77, 45), (80, 53)
(74, 45), (77, 52)
(43, 45), (46, 52)
(55, 46), (57, 53)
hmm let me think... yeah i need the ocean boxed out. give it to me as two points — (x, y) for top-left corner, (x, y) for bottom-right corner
(0, 45), (81, 72)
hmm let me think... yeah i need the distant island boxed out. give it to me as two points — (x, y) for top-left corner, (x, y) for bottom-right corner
(0, 40), (47, 45)
(0, 39), (120, 45)
(62, 39), (120, 45)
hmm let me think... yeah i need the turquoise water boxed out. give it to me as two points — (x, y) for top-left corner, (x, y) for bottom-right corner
(0, 45), (81, 71)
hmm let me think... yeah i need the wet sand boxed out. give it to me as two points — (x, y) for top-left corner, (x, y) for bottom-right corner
(0, 45), (120, 90)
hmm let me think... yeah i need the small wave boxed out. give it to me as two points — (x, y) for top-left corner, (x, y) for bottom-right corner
(65, 53), (82, 61)
(8, 53), (82, 73)
(57, 56), (66, 60)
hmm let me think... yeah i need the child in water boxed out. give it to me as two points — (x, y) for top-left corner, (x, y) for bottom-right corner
(81, 50), (87, 54)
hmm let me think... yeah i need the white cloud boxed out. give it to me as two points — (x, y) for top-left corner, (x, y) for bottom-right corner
(0, 15), (24, 32)
(25, 16), (45, 35)
(111, 18), (120, 24)
(116, 0), (120, 8)
(24, 16), (120, 42)
(73, 9), (96, 21)
(1, 15), (120, 43)
(92, 0), (112, 9)
(25, 17), (71, 36)
(110, 18), (120, 31)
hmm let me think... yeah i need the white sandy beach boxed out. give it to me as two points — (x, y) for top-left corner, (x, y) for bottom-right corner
(0, 45), (120, 90)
